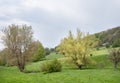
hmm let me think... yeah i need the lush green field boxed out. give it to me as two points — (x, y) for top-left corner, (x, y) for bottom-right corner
(0, 66), (120, 83)
(0, 48), (120, 83)
(92, 47), (109, 56)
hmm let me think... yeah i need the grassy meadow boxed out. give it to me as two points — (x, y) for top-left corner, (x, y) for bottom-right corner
(0, 48), (120, 83)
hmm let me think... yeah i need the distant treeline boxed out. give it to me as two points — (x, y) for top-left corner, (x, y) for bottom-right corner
(94, 26), (120, 48)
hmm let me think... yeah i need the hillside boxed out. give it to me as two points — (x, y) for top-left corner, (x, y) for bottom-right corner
(95, 26), (120, 47)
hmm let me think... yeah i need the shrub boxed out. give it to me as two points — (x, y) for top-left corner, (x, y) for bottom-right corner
(108, 48), (120, 69)
(97, 62), (105, 69)
(106, 44), (110, 48)
(41, 59), (62, 73)
(0, 54), (7, 66)
(96, 47), (100, 50)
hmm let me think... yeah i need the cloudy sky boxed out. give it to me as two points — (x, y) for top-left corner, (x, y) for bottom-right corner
(0, 0), (120, 49)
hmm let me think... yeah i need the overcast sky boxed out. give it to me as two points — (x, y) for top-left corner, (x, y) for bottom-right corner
(0, 0), (120, 49)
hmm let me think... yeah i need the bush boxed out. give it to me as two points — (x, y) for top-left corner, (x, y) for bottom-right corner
(106, 44), (110, 48)
(41, 59), (62, 73)
(97, 62), (105, 69)
(96, 47), (100, 50)
(108, 48), (120, 69)
(0, 55), (7, 66)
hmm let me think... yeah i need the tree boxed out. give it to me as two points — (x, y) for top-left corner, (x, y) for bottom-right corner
(2, 24), (33, 72)
(45, 48), (50, 55)
(108, 48), (120, 69)
(25, 40), (44, 62)
(33, 41), (45, 62)
(50, 48), (55, 53)
(112, 39), (120, 48)
(57, 29), (96, 69)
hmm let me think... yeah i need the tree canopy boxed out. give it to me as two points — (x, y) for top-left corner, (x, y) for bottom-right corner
(2, 24), (33, 72)
(57, 29), (96, 69)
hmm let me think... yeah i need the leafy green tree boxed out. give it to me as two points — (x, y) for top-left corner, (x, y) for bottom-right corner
(57, 29), (96, 69)
(45, 48), (50, 55)
(112, 39), (120, 48)
(33, 42), (45, 62)
(50, 48), (55, 53)
(25, 40), (43, 62)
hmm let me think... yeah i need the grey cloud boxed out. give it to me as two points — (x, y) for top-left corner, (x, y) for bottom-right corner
(0, 0), (120, 48)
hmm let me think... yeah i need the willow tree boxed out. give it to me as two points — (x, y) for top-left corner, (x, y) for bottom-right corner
(57, 29), (96, 69)
(2, 24), (33, 72)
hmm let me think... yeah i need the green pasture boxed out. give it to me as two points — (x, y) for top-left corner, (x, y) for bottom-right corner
(0, 48), (120, 83)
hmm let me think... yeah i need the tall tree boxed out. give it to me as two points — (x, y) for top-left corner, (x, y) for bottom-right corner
(2, 24), (33, 72)
(25, 40), (44, 62)
(33, 41), (45, 62)
(57, 29), (96, 69)
(45, 48), (50, 55)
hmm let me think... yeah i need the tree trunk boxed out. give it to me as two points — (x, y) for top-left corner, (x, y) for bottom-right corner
(78, 65), (82, 69)
(16, 53), (25, 72)
(18, 58), (25, 72)
(75, 62), (82, 69)
(17, 59), (25, 72)
(18, 65), (25, 72)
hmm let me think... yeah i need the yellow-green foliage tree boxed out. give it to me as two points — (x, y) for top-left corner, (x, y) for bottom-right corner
(57, 29), (96, 69)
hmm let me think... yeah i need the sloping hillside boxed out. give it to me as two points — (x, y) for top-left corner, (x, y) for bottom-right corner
(95, 26), (120, 47)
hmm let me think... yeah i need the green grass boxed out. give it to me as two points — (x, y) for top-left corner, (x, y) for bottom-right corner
(46, 52), (64, 60)
(92, 47), (109, 56)
(0, 48), (120, 83)
(0, 66), (120, 83)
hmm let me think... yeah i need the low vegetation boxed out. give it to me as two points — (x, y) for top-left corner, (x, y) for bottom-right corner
(41, 59), (62, 73)
(108, 48), (120, 69)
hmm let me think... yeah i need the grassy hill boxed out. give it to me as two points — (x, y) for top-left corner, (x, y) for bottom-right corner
(0, 48), (120, 83)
